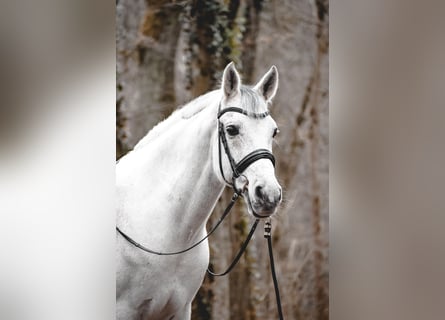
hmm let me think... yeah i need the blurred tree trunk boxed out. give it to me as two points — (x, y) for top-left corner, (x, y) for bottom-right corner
(116, 0), (329, 319)
(116, 0), (181, 159)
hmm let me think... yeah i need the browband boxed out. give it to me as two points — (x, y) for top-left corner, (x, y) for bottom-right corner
(218, 107), (269, 119)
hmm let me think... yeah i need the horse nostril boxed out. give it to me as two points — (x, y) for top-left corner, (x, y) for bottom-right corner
(255, 185), (264, 200)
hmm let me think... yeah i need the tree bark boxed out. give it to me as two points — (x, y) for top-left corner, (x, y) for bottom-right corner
(116, 0), (182, 158)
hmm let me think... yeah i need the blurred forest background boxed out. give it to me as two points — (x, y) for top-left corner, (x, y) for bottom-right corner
(116, 0), (328, 319)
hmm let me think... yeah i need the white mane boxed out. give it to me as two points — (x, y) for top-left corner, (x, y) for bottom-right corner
(134, 90), (221, 150)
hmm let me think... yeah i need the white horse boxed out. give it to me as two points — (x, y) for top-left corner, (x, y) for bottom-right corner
(116, 62), (282, 320)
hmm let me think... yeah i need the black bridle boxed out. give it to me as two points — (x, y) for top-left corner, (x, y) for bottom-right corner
(116, 103), (284, 319)
(217, 103), (275, 194)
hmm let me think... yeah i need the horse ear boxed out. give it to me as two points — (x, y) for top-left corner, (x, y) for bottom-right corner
(254, 65), (279, 102)
(221, 62), (241, 99)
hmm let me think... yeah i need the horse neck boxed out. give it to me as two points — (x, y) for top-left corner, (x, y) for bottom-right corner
(140, 102), (225, 243)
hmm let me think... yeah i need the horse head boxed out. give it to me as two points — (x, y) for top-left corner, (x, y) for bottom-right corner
(214, 62), (282, 217)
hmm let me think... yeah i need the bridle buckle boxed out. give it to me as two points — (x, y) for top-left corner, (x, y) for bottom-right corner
(233, 174), (249, 195)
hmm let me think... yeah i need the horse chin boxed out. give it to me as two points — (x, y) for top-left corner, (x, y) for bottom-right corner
(244, 191), (275, 218)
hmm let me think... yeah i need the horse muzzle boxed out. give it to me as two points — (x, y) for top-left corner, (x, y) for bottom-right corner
(247, 182), (282, 217)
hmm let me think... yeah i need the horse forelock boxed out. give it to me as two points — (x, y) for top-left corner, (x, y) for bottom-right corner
(238, 86), (268, 114)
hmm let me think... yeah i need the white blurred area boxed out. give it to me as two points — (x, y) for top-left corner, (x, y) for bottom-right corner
(0, 1), (115, 320)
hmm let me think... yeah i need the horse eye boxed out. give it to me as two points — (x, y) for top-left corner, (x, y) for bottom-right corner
(273, 128), (280, 138)
(226, 125), (239, 136)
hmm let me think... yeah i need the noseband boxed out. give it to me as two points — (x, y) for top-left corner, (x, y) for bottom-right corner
(217, 103), (275, 194)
